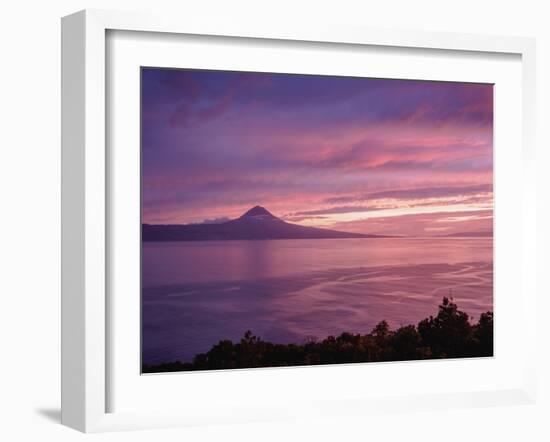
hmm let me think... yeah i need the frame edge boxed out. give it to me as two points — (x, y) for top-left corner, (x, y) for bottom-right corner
(61, 9), (107, 433)
(61, 9), (86, 432)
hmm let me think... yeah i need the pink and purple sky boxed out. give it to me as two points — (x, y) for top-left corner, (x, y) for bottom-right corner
(141, 68), (493, 237)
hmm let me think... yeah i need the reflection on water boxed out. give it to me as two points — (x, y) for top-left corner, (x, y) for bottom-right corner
(142, 238), (493, 364)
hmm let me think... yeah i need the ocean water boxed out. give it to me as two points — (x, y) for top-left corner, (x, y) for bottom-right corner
(142, 238), (493, 365)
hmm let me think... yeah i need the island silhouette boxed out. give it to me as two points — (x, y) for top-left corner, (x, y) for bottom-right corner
(143, 205), (389, 241)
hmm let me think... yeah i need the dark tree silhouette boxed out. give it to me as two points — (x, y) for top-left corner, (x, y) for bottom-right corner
(142, 297), (493, 373)
(417, 297), (472, 358)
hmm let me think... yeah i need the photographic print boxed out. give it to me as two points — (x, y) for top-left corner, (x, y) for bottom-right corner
(141, 68), (493, 373)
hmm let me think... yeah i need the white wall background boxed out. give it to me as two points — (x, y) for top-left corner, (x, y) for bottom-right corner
(0, 1), (548, 441)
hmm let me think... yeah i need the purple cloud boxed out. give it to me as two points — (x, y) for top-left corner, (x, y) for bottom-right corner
(141, 67), (493, 235)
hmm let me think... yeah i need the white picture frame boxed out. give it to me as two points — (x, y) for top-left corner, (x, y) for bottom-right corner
(61, 9), (537, 433)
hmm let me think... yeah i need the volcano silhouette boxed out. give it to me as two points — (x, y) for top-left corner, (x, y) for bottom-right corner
(143, 206), (386, 241)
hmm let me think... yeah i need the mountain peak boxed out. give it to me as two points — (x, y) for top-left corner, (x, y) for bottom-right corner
(143, 204), (380, 241)
(239, 205), (277, 220)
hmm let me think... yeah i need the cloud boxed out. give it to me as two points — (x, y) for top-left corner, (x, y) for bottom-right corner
(321, 184), (492, 207)
(290, 205), (380, 217)
(169, 102), (194, 128)
(169, 86), (237, 128)
(283, 215), (329, 222)
(195, 216), (231, 224)
(367, 184), (493, 200)
(329, 209), (494, 237)
(141, 68), (494, 231)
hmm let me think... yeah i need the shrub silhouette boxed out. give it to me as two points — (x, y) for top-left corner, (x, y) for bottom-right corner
(473, 311), (493, 356)
(418, 297), (472, 358)
(143, 296), (493, 373)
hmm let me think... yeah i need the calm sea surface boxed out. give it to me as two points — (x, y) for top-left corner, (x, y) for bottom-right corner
(142, 238), (493, 364)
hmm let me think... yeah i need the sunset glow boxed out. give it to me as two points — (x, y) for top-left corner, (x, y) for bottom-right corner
(142, 69), (493, 237)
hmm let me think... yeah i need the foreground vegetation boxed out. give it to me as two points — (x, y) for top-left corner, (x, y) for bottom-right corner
(143, 297), (493, 373)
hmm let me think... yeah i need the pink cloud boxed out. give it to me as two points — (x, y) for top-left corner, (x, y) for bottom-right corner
(329, 210), (493, 237)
